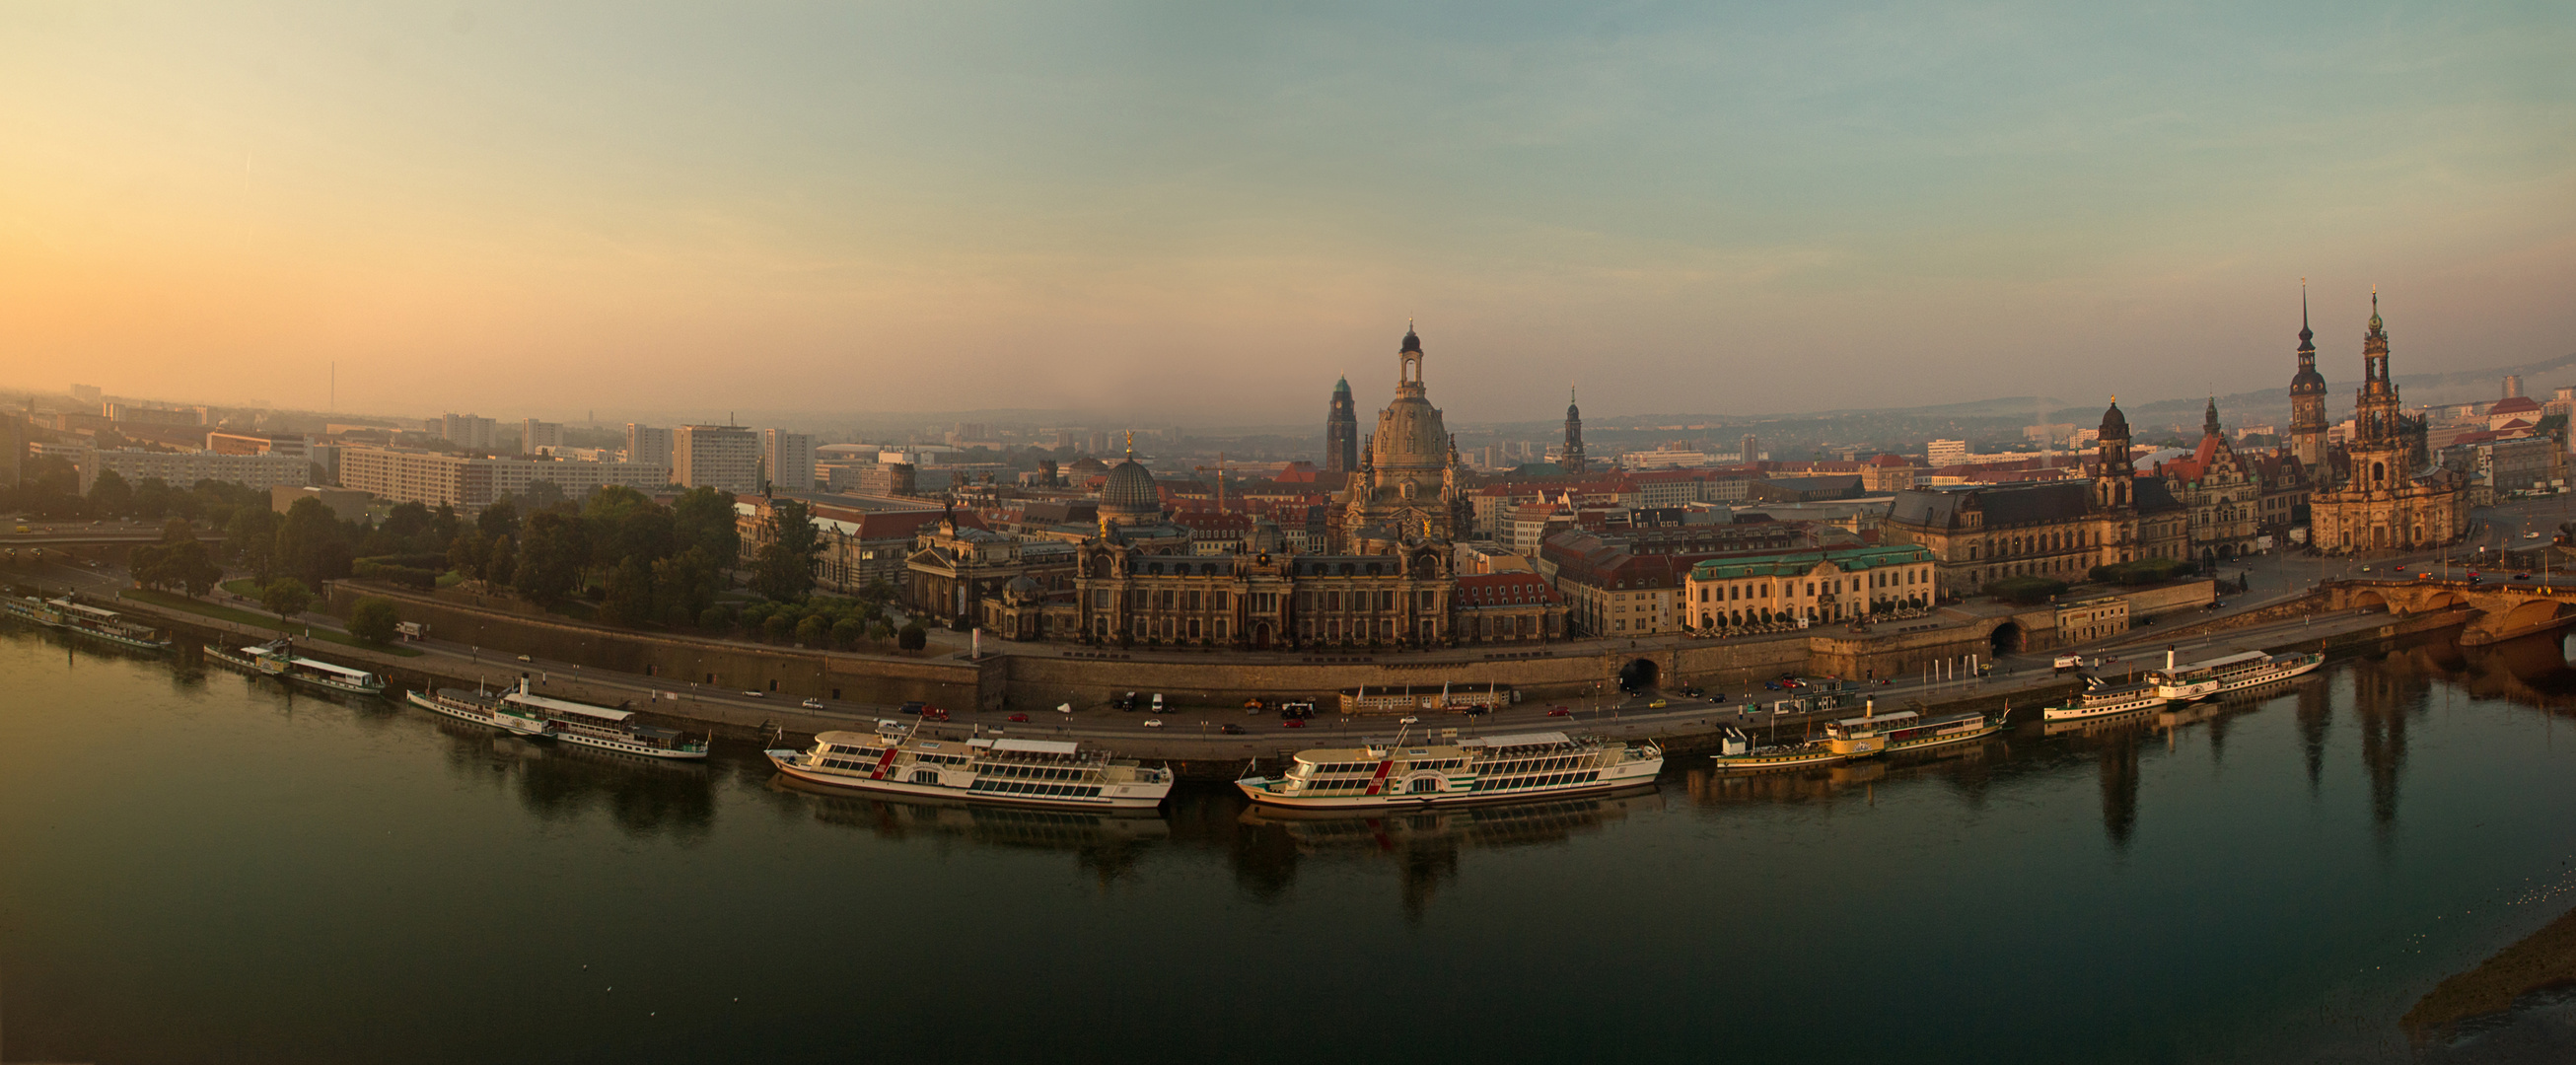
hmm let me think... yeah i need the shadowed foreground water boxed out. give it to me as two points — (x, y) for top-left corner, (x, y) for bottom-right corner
(4, 627), (2574, 1064)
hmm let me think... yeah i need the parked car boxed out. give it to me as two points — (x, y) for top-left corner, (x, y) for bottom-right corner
(1546, 707), (1573, 717)
(1283, 719), (1305, 729)
(1277, 701), (1317, 720)
(801, 697), (824, 709)
(897, 701), (925, 715)
(920, 707), (950, 722)
(516, 654), (534, 663)
(1007, 713), (1029, 723)
(1142, 718), (1164, 729)
(742, 690), (765, 698)
(2515, 573), (2533, 581)
(1113, 691), (1138, 710)
(1219, 723), (1246, 735)
(1150, 693), (1166, 713)
(1646, 699), (1668, 709)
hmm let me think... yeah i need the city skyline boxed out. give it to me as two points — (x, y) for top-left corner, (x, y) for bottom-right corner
(3, 3), (2570, 420)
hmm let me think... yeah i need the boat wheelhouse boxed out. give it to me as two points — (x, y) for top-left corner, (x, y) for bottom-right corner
(1707, 726), (1845, 772)
(1234, 725), (1663, 810)
(765, 719), (1174, 809)
(502, 681), (707, 759)
(2041, 681), (2170, 724)
(48, 600), (172, 652)
(205, 640), (388, 696)
(1823, 704), (2002, 757)
(406, 686), (551, 736)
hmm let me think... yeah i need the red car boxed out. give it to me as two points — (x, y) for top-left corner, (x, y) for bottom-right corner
(921, 707), (951, 722)
(1006, 713), (1029, 723)
(1283, 719), (1306, 729)
(1546, 708), (1573, 717)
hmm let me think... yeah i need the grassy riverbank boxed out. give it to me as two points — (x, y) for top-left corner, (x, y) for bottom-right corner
(122, 589), (423, 657)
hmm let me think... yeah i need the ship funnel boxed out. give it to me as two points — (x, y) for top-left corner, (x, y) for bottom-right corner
(2166, 647), (2176, 671)
(1864, 698), (1874, 718)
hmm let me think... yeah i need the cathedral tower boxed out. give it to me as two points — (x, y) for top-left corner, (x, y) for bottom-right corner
(2287, 282), (2329, 470)
(1324, 376), (1357, 475)
(1562, 387), (1587, 475)
(2350, 289), (2404, 487)
(2094, 397), (2133, 509)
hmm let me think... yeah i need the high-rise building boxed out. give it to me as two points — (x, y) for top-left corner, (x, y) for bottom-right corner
(624, 423), (673, 467)
(2287, 284), (2329, 471)
(522, 419), (564, 453)
(439, 413), (499, 450)
(673, 425), (760, 494)
(0, 410), (22, 489)
(1324, 377), (1357, 475)
(764, 428), (816, 491)
(1562, 387), (1587, 475)
(2504, 375), (2524, 399)
(1740, 433), (1759, 464)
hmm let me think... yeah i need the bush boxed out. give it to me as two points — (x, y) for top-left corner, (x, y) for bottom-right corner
(349, 597), (401, 644)
(830, 617), (863, 649)
(2089, 557), (2194, 587)
(761, 613), (795, 642)
(698, 605), (732, 631)
(897, 621), (927, 651)
(1981, 576), (2068, 604)
(352, 559), (440, 590)
(795, 614), (829, 648)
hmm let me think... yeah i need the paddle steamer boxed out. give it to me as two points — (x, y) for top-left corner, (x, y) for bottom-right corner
(1822, 702), (2004, 757)
(2148, 649), (2324, 702)
(766, 719), (1173, 809)
(206, 639), (388, 696)
(499, 680), (706, 759)
(1234, 722), (1662, 809)
(1706, 727), (1845, 772)
(407, 685), (552, 736)
(2041, 681), (2170, 724)
(48, 599), (172, 652)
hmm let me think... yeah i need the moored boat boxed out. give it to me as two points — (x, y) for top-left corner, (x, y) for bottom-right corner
(48, 599), (173, 652)
(205, 639), (387, 696)
(502, 680), (706, 759)
(766, 718), (1173, 808)
(2041, 681), (2170, 723)
(2149, 649), (2324, 702)
(406, 686), (551, 736)
(1706, 726), (1845, 772)
(1823, 702), (2003, 757)
(1, 596), (67, 628)
(1235, 721), (1663, 810)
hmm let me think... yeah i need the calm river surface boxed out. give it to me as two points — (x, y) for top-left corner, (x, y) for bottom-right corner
(5, 626), (2575, 1064)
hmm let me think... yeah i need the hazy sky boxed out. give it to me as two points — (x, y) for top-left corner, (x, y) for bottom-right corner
(3, 1), (2570, 426)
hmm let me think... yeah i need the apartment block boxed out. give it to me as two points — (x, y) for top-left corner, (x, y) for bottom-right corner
(337, 446), (670, 510)
(77, 450), (311, 494)
(673, 425), (760, 493)
(440, 413), (500, 450)
(624, 423), (674, 467)
(765, 428), (817, 491)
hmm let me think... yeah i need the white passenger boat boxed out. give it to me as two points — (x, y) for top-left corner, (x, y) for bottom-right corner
(48, 599), (173, 652)
(499, 680), (707, 759)
(765, 719), (1174, 809)
(1234, 722), (1663, 810)
(2149, 649), (2324, 702)
(1, 596), (66, 628)
(206, 639), (388, 696)
(406, 686), (552, 736)
(1822, 702), (2003, 757)
(1706, 726), (1845, 772)
(2041, 681), (2170, 724)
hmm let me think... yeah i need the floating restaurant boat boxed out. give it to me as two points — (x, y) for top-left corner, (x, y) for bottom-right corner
(1822, 702), (2003, 758)
(766, 718), (1174, 808)
(500, 680), (707, 759)
(1234, 722), (1663, 810)
(2041, 681), (2170, 724)
(1706, 726), (1845, 772)
(205, 639), (388, 696)
(2147, 649), (2324, 702)
(47, 599), (173, 652)
(406, 685), (551, 736)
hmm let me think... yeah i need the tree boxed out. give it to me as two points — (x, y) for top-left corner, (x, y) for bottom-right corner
(672, 487), (740, 571)
(484, 534), (517, 588)
(475, 499), (521, 542)
(87, 467), (133, 517)
(132, 477), (175, 520)
(275, 497), (352, 591)
(761, 612), (795, 642)
(348, 597), (400, 644)
(429, 504), (462, 550)
(599, 555), (656, 627)
(652, 547), (719, 627)
(830, 616), (863, 650)
(380, 502), (436, 553)
(511, 479), (568, 514)
(261, 578), (313, 621)
(698, 604), (732, 632)
(135, 519), (222, 597)
(795, 614), (829, 648)
(225, 507), (283, 583)
(897, 621), (927, 651)
(867, 619), (894, 646)
(752, 498), (819, 602)
(448, 528), (490, 585)
(511, 511), (587, 606)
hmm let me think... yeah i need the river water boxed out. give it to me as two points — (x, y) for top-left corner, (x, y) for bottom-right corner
(4, 626), (2574, 1064)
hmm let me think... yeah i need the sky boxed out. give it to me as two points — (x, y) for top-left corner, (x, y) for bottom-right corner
(1, 1), (2571, 427)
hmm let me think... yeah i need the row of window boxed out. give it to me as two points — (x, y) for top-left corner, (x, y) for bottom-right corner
(970, 779), (1103, 799)
(984, 763), (1091, 782)
(1486, 755), (1591, 776)
(1472, 770), (1602, 792)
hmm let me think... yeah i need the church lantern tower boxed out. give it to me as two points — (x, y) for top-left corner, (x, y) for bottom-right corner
(2094, 397), (2133, 509)
(2287, 281), (2329, 471)
(2349, 289), (2404, 491)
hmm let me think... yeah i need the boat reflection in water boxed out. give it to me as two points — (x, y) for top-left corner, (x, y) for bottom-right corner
(424, 716), (716, 840)
(1235, 786), (1665, 919)
(766, 774), (1172, 882)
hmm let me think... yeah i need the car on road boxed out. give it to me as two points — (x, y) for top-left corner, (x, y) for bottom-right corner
(1646, 698), (1667, 709)
(897, 700), (925, 715)
(1282, 719), (1305, 729)
(742, 690), (764, 698)
(2528, 532), (2544, 539)
(1546, 707), (1572, 717)
(801, 697), (824, 709)
(921, 707), (950, 722)
(1219, 723), (1245, 735)
(1150, 693), (1166, 713)
(516, 654), (534, 663)
(1113, 691), (1138, 711)
(2515, 573), (2532, 581)
(1007, 713), (1029, 723)
(1142, 718), (1164, 729)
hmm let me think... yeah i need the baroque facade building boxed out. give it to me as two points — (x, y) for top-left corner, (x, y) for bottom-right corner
(1330, 326), (1472, 551)
(2308, 292), (2469, 553)
(2155, 398), (2263, 561)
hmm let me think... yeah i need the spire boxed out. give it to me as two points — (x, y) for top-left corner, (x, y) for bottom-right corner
(1122, 429), (1133, 462)
(2298, 278), (2314, 351)
(2368, 286), (2383, 334)
(2204, 396), (2221, 438)
(1399, 321), (1421, 354)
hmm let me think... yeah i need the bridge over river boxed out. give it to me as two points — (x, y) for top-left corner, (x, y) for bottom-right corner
(2327, 576), (2576, 646)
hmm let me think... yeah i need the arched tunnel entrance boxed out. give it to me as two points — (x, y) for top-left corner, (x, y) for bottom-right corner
(1989, 621), (2024, 657)
(1617, 658), (1660, 693)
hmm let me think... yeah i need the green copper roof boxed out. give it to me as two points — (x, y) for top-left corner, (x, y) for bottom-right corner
(1688, 543), (1932, 581)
